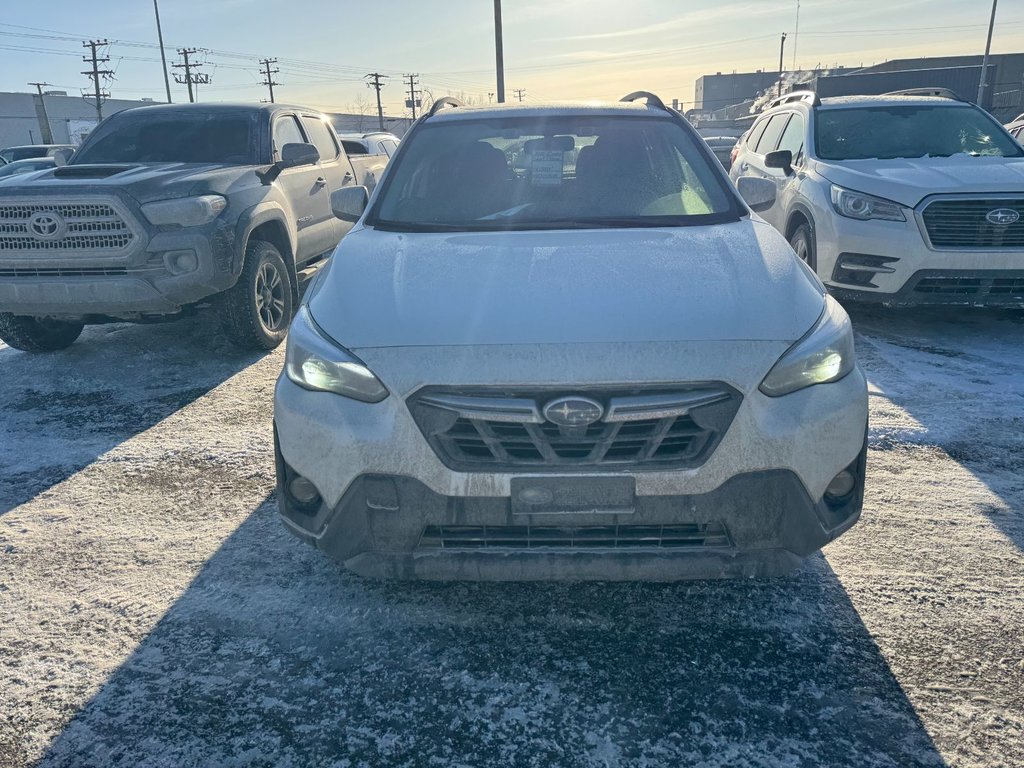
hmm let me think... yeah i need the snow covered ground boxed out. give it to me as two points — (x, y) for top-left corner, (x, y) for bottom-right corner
(1, 306), (1022, 768)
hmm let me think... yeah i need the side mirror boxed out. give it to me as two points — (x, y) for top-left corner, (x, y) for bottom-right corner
(736, 176), (777, 213)
(52, 148), (74, 167)
(764, 149), (793, 175)
(331, 185), (369, 222)
(280, 142), (320, 169)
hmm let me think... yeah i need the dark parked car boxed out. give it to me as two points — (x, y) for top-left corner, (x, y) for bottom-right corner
(702, 136), (739, 170)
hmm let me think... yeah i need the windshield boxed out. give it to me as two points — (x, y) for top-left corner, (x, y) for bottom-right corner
(73, 111), (259, 165)
(0, 147), (50, 163)
(368, 115), (740, 231)
(815, 104), (1023, 161)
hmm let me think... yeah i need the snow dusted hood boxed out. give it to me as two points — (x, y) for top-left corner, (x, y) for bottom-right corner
(814, 156), (1024, 208)
(306, 219), (825, 349)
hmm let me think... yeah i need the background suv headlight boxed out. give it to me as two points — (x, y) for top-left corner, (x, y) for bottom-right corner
(285, 306), (389, 402)
(760, 296), (855, 397)
(830, 184), (906, 222)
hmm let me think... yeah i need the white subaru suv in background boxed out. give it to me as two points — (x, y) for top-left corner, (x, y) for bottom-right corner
(731, 91), (1024, 305)
(273, 93), (869, 581)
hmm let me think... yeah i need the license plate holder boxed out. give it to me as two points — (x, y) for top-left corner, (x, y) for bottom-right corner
(511, 476), (636, 516)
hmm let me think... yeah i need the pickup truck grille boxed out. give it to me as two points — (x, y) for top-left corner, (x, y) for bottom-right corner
(921, 198), (1024, 249)
(408, 385), (741, 472)
(0, 199), (137, 255)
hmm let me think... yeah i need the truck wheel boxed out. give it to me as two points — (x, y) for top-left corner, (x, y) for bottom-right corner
(219, 239), (294, 350)
(0, 314), (84, 352)
(789, 223), (817, 272)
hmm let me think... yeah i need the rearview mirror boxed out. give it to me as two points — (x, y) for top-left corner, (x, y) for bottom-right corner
(764, 149), (793, 175)
(331, 185), (369, 222)
(280, 142), (320, 169)
(736, 176), (777, 213)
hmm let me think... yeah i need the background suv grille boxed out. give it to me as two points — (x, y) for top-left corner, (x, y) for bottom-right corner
(921, 198), (1024, 249)
(408, 385), (741, 472)
(0, 199), (137, 254)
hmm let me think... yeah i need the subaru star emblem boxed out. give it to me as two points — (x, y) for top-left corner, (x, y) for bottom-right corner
(28, 211), (66, 240)
(542, 396), (605, 427)
(985, 208), (1020, 226)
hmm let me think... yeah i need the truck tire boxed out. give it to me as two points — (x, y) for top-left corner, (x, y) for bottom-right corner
(219, 239), (294, 350)
(0, 314), (84, 352)
(789, 222), (817, 272)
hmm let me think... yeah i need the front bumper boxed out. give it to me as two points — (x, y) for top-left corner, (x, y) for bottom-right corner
(815, 209), (1024, 305)
(273, 341), (869, 580)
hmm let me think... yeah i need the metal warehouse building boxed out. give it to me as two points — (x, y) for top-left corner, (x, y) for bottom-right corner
(0, 90), (159, 150)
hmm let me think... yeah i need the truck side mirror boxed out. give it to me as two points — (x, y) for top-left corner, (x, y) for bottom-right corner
(52, 148), (74, 167)
(280, 142), (320, 169)
(331, 186), (369, 222)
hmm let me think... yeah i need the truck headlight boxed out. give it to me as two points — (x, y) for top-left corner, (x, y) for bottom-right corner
(141, 194), (227, 226)
(760, 296), (855, 397)
(830, 184), (906, 222)
(285, 306), (388, 402)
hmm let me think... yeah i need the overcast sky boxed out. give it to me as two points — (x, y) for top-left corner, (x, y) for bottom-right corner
(1, 0), (1021, 114)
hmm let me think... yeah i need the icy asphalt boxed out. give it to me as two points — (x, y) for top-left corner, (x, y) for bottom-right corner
(0, 306), (1022, 768)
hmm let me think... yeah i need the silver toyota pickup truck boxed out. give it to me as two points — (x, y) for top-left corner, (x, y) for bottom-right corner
(0, 102), (386, 352)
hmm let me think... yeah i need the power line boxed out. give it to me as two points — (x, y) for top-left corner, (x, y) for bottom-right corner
(82, 39), (113, 121)
(259, 57), (279, 103)
(365, 72), (387, 131)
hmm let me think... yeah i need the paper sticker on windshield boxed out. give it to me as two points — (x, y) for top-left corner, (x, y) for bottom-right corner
(530, 150), (564, 186)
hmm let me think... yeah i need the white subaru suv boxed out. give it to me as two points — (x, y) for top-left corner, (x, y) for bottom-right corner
(730, 91), (1024, 305)
(273, 93), (868, 581)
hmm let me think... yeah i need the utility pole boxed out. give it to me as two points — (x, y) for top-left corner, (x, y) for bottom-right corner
(153, 0), (172, 103)
(778, 33), (788, 98)
(260, 58), (280, 103)
(977, 0), (998, 106)
(365, 73), (387, 131)
(28, 82), (55, 144)
(403, 73), (420, 119)
(513, 88), (526, 102)
(82, 39), (113, 122)
(173, 48), (209, 103)
(792, 0), (800, 70)
(494, 0), (505, 103)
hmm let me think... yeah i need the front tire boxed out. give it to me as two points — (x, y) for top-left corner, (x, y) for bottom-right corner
(0, 314), (84, 352)
(218, 240), (294, 350)
(789, 222), (817, 273)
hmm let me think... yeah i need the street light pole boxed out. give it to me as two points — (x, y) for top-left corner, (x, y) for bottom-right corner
(977, 0), (998, 106)
(154, 0), (172, 103)
(494, 0), (505, 104)
(778, 33), (788, 98)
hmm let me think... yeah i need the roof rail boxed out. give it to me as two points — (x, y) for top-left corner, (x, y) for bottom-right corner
(620, 91), (669, 111)
(764, 90), (820, 111)
(426, 96), (463, 118)
(883, 87), (962, 101)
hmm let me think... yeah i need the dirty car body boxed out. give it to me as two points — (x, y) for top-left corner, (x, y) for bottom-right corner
(273, 96), (869, 580)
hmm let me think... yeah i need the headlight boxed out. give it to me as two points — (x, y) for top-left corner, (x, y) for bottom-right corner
(830, 184), (906, 222)
(285, 306), (388, 402)
(760, 295), (855, 397)
(141, 194), (227, 226)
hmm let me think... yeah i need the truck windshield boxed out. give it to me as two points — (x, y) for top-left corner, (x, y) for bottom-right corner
(815, 105), (1024, 161)
(368, 115), (740, 232)
(73, 111), (258, 165)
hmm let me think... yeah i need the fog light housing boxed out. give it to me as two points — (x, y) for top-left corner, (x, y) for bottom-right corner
(289, 476), (320, 505)
(163, 249), (199, 275)
(825, 470), (856, 500)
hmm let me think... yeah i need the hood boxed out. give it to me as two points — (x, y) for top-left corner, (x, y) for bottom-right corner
(815, 156), (1024, 207)
(0, 163), (259, 203)
(307, 220), (824, 349)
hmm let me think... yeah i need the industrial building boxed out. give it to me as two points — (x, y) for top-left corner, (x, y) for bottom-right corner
(694, 71), (780, 112)
(0, 91), (159, 150)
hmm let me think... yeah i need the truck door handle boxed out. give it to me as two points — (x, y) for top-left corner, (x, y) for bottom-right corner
(314, 176), (327, 187)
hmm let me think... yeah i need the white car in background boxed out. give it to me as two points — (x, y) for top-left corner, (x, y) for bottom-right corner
(273, 93), (868, 581)
(336, 131), (400, 158)
(731, 91), (1024, 305)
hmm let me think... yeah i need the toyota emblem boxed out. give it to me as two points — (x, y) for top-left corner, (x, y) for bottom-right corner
(985, 208), (1020, 226)
(28, 211), (66, 240)
(542, 396), (605, 427)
